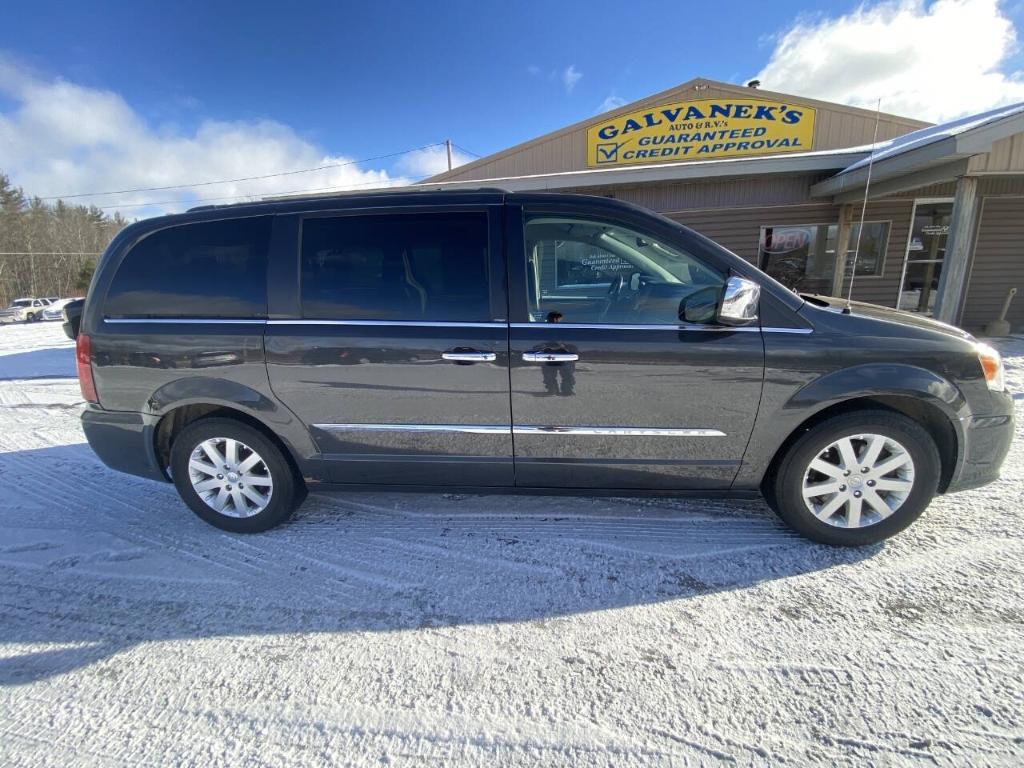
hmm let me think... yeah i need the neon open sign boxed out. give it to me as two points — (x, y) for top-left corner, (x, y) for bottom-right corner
(763, 227), (813, 254)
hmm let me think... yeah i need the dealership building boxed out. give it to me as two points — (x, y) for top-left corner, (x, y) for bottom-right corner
(424, 78), (1024, 332)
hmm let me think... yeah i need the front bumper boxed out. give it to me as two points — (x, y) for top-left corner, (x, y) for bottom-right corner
(945, 393), (1014, 493)
(81, 406), (167, 482)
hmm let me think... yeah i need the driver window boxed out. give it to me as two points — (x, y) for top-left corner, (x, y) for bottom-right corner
(524, 215), (725, 325)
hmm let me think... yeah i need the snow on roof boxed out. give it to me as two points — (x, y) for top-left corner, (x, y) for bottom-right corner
(839, 102), (1024, 175)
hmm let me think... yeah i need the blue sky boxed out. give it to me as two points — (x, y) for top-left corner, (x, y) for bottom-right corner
(2, 0), (825, 158)
(3, 0), (1024, 215)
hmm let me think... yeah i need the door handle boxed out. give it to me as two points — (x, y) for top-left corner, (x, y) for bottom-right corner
(442, 350), (497, 363)
(522, 351), (579, 363)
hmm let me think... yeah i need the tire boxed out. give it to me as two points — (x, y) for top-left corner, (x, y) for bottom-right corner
(768, 409), (941, 546)
(169, 417), (305, 533)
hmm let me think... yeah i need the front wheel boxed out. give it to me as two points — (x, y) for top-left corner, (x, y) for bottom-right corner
(170, 418), (305, 532)
(769, 409), (941, 546)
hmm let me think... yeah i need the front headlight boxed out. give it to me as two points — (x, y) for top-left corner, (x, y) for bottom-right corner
(976, 342), (1006, 392)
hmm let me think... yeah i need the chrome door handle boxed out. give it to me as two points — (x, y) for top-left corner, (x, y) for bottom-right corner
(522, 351), (579, 363)
(442, 351), (497, 362)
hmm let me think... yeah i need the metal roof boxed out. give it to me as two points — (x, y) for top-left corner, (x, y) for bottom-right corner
(414, 146), (871, 192)
(811, 102), (1024, 200)
(840, 102), (1024, 175)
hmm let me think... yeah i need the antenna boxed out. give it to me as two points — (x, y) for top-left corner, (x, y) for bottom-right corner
(845, 99), (882, 309)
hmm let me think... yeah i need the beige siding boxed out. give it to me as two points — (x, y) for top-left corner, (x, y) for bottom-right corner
(431, 78), (927, 182)
(978, 176), (1024, 196)
(563, 173), (829, 213)
(883, 182), (956, 199)
(837, 200), (915, 307)
(968, 135), (1024, 173)
(884, 177), (1024, 200)
(961, 197), (1024, 331)
(670, 204), (840, 265)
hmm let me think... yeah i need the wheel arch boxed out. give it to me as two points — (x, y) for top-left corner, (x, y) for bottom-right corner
(152, 398), (320, 484)
(762, 393), (960, 499)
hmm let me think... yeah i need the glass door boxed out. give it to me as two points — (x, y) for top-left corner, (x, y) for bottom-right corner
(898, 201), (953, 315)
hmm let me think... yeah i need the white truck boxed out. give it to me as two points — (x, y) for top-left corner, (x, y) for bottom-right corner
(0, 297), (49, 324)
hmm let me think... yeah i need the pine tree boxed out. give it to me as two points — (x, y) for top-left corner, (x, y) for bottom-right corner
(0, 171), (130, 305)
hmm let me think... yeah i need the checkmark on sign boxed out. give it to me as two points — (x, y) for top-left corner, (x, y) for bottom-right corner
(595, 143), (620, 164)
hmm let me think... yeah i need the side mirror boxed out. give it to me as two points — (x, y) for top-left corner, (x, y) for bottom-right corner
(717, 275), (760, 326)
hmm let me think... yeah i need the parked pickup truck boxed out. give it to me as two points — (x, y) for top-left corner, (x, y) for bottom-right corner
(0, 297), (48, 324)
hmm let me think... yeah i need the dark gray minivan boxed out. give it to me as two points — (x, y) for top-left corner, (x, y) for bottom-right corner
(78, 190), (1013, 545)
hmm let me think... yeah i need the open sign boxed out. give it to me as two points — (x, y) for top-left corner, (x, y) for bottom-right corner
(762, 227), (813, 254)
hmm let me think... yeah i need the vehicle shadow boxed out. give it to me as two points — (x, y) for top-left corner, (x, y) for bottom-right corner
(0, 443), (878, 684)
(0, 345), (76, 380)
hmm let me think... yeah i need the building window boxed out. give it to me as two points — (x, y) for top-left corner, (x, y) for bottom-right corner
(758, 221), (890, 293)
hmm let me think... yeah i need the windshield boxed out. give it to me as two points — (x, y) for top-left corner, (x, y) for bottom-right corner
(11, 299), (32, 308)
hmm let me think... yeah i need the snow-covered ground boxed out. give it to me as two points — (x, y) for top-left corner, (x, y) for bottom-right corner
(1, 321), (1023, 766)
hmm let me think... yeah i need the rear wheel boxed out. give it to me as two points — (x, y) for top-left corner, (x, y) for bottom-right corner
(769, 409), (941, 546)
(170, 418), (305, 532)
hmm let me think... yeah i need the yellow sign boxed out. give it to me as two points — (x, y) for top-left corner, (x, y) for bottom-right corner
(586, 98), (816, 167)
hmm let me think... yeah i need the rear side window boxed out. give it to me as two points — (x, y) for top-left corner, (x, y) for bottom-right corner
(104, 217), (271, 318)
(300, 212), (490, 321)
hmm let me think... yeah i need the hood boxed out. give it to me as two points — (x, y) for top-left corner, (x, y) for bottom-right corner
(799, 294), (975, 341)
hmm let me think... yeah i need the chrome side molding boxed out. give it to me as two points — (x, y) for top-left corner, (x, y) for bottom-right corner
(104, 318), (267, 325)
(269, 319), (504, 328)
(513, 426), (726, 437)
(314, 423), (725, 437)
(510, 322), (811, 334)
(314, 423), (510, 434)
(103, 317), (811, 334)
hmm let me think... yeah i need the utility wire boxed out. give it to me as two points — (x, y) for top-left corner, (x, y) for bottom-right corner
(452, 143), (481, 158)
(40, 142), (447, 201)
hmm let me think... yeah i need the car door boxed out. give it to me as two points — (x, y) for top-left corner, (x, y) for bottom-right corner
(264, 202), (513, 486)
(506, 199), (765, 490)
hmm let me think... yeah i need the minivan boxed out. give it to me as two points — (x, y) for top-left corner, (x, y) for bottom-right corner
(78, 190), (1013, 545)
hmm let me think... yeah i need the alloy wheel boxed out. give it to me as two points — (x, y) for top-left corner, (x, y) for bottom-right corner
(801, 433), (915, 529)
(188, 437), (274, 518)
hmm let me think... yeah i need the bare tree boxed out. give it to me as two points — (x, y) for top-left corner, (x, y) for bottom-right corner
(0, 173), (129, 305)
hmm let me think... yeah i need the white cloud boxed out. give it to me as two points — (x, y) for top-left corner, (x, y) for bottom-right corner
(597, 94), (626, 113)
(755, 0), (1024, 122)
(562, 64), (582, 93)
(0, 56), (410, 218)
(394, 144), (472, 177)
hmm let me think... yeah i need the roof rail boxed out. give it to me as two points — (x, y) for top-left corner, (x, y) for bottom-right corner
(187, 186), (510, 212)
